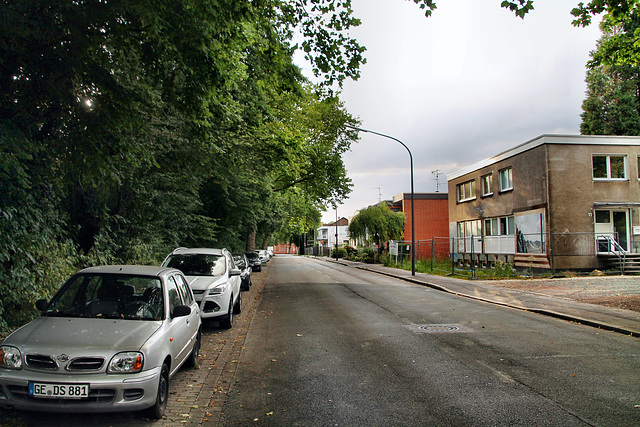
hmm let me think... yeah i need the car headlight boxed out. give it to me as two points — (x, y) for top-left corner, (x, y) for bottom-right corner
(107, 352), (143, 373)
(209, 285), (226, 295)
(0, 346), (22, 370)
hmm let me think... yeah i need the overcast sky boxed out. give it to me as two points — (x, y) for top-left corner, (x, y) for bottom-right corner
(318, 0), (602, 224)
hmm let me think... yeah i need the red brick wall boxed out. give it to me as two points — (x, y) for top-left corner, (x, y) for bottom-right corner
(402, 198), (450, 259)
(274, 243), (297, 254)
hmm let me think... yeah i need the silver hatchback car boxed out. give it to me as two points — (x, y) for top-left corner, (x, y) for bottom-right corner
(0, 265), (201, 418)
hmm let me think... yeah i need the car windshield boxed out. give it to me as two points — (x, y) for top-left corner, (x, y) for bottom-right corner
(43, 273), (164, 320)
(164, 253), (226, 276)
(245, 253), (259, 260)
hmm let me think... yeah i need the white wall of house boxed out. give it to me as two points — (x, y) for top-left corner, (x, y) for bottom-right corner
(317, 225), (349, 248)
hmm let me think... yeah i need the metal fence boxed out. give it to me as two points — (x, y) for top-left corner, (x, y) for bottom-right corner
(312, 232), (639, 275)
(392, 232), (639, 274)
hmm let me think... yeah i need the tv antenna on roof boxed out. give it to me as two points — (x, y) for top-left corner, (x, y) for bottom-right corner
(432, 169), (443, 192)
(375, 187), (381, 202)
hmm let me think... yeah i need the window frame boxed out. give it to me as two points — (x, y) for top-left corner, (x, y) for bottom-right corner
(481, 173), (493, 197)
(456, 179), (476, 203)
(499, 167), (513, 192)
(484, 216), (514, 236)
(166, 276), (183, 316)
(592, 154), (627, 180)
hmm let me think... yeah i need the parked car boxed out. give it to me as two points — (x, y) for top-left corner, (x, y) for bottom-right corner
(232, 253), (252, 291)
(256, 249), (269, 263)
(245, 252), (262, 272)
(267, 246), (274, 257)
(0, 265), (201, 418)
(162, 247), (241, 329)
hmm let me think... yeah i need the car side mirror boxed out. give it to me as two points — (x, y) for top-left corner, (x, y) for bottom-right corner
(230, 268), (241, 277)
(172, 305), (191, 318)
(35, 299), (48, 311)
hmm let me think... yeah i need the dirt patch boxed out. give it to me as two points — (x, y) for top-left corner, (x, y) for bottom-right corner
(484, 276), (640, 313)
(578, 295), (640, 313)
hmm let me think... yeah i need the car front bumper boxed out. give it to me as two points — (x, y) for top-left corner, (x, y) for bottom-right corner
(194, 291), (232, 319)
(0, 366), (161, 413)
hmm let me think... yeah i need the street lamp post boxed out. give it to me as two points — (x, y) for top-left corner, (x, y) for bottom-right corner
(335, 208), (339, 261)
(345, 124), (416, 276)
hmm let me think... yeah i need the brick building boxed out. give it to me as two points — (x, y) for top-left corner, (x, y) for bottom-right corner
(389, 192), (450, 260)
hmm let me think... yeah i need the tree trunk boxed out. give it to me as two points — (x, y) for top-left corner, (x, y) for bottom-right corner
(261, 234), (271, 250)
(246, 228), (256, 252)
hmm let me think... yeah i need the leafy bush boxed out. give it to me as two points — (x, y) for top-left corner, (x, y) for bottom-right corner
(330, 247), (347, 259)
(0, 208), (79, 332)
(359, 247), (375, 263)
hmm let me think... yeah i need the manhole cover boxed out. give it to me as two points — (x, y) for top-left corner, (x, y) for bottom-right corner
(407, 324), (471, 334)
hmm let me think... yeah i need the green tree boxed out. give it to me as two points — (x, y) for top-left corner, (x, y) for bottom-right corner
(348, 202), (405, 249)
(581, 14), (640, 135)
(0, 0), (362, 331)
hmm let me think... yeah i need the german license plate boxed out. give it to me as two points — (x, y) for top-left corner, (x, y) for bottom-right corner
(29, 382), (89, 399)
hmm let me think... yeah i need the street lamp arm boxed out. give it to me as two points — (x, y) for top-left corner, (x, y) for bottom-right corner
(345, 124), (412, 164)
(344, 123), (416, 276)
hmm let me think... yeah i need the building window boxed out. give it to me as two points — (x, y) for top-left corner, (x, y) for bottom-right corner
(484, 216), (514, 236)
(499, 167), (513, 192)
(500, 216), (515, 235)
(592, 154), (627, 180)
(456, 179), (476, 202)
(637, 155), (640, 180)
(481, 174), (493, 197)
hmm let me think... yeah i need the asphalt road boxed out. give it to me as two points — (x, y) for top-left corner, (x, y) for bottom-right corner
(223, 255), (640, 426)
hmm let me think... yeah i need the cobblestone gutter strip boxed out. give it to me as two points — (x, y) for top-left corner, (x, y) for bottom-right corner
(187, 270), (267, 427)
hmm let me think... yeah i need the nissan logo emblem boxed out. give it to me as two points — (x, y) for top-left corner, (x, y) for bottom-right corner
(57, 354), (70, 363)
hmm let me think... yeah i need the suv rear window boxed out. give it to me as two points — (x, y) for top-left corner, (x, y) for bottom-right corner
(164, 254), (226, 276)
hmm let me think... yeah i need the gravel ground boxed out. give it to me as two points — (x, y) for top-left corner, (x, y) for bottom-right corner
(484, 275), (640, 312)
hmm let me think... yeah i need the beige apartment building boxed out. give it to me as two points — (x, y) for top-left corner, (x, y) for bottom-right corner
(447, 135), (640, 271)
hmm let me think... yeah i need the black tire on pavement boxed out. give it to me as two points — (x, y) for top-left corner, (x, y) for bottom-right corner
(146, 363), (169, 419)
(185, 329), (201, 368)
(233, 291), (242, 314)
(220, 299), (233, 329)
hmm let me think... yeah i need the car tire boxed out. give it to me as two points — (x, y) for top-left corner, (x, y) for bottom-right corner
(220, 299), (233, 329)
(146, 363), (169, 419)
(185, 329), (201, 368)
(233, 291), (242, 314)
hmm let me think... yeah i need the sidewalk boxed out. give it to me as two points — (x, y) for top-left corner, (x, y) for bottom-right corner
(318, 257), (640, 337)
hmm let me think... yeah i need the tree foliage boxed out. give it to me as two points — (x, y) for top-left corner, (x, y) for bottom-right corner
(581, 13), (640, 135)
(348, 203), (405, 248)
(0, 0), (360, 331)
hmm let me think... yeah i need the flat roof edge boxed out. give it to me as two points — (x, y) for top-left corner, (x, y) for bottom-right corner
(447, 134), (640, 181)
